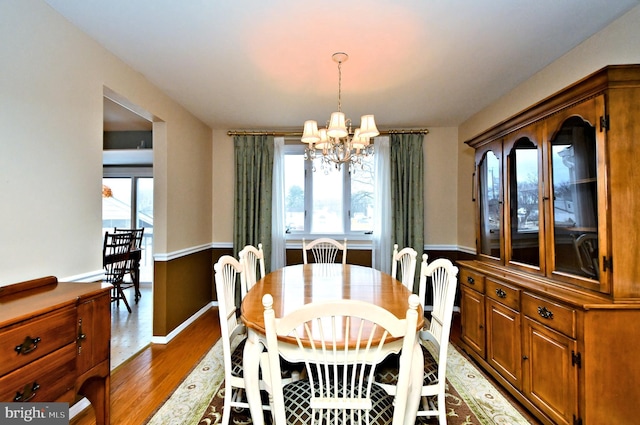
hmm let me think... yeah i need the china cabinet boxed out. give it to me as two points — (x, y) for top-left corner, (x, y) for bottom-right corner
(459, 65), (640, 425)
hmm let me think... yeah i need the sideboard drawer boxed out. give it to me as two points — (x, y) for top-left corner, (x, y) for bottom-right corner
(522, 293), (576, 338)
(0, 343), (76, 402)
(0, 307), (77, 377)
(486, 278), (520, 311)
(460, 268), (485, 292)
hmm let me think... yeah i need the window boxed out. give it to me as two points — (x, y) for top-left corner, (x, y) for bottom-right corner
(283, 144), (374, 238)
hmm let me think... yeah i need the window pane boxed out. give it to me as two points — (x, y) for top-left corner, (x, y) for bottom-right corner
(284, 154), (305, 232)
(102, 178), (132, 231)
(136, 178), (154, 282)
(312, 169), (344, 233)
(136, 178), (154, 229)
(479, 151), (501, 258)
(350, 157), (374, 232)
(509, 139), (539, 266)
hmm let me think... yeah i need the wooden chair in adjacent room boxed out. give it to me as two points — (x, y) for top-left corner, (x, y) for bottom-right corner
(103, 231), (134, 313)
(113, 227), (145, 302)
(238, 243), (266, 299)
(391, 243), (418, 292)
(302, 237), (348, 265)
(374, 255), (459, 425)
(261, 293), (420, 425)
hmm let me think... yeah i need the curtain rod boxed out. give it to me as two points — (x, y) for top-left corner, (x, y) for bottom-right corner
(226, 128), (429, 137)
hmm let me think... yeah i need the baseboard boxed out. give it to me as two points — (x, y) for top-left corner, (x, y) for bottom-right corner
(69, 398), (91, 420)
(151, 301), (216, 344)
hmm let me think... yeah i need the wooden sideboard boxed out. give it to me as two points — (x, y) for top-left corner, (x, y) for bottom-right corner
(0, 276), (111, 425)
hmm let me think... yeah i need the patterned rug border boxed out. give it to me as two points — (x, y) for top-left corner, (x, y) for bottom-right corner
(438, 345), (531, 424)
(144, 338), (227, 425)
(147, 338), (532, 425)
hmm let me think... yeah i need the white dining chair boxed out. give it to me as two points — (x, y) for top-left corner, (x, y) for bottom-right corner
(375, 255), (459, 425)
(238, 243), (266, 299)
(390, 243), (418, 292)
(214, 255), (255, 425)
(302, 237), (348, 265)
(214, 255), (268, 425)
(261, 293), (420, 425)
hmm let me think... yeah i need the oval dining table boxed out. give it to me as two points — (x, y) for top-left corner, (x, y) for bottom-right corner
(240, 263), (425, 425)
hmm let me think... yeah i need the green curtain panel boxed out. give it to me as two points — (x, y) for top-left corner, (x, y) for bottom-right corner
(390, 133), (425, 292)
(233, 135), (274, 279)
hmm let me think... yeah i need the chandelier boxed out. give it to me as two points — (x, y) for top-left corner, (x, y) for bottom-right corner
(301, 52), (379, 171)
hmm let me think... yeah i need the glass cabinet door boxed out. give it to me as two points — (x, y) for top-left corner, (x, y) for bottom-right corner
(507, 137), (541, 269)
(549, 115), (599, 281)
(478, 148), (502, 260)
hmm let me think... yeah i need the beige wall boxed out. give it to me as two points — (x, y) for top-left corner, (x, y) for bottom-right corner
(423, 127), (459, 248)
(211, 130), (235, 243)
(456, 4), (640, 251)
(0, 0), (212, 285)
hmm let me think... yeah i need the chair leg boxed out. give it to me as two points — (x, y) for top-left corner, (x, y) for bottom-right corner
(437, 392), (447, 425)
(221, 381), (231, 425)
(118, 286), (132, 313)
(111, 283), (132, 313)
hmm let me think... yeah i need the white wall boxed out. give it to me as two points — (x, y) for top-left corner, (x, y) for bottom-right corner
(0, 0), (212, 286)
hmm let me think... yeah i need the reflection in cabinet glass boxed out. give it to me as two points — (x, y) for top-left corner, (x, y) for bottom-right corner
(479, 150), (501, 259)
(509, 138), (540, 267)
(550, 117), (599, 280)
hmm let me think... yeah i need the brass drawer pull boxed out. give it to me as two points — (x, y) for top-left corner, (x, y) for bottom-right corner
(14, 382), (40, 402)
(537, 306), (554, 320)
(495, 288), (507, 298)
(467, 276), (475, 284)
(14, 336), (41, 355)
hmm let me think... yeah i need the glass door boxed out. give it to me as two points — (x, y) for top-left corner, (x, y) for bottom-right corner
(505, 122), (544, 274)
(477, 143), (503, 262)
(102, 175), (153, 283)
(544, 95), (609, 292)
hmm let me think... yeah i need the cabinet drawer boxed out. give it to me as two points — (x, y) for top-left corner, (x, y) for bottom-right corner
(486, 278), (520, 311)
(0, 307), (77, 377)
(0, 343), (76, 402)
(522, 293), (576, 338)
(460, 268), (485, 292)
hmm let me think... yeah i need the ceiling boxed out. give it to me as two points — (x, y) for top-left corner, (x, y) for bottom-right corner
(45, 0), (639, 132)
(103, 97), (152, 131)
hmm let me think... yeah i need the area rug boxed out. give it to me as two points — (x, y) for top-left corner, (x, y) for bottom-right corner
(145, 337), (534, 425)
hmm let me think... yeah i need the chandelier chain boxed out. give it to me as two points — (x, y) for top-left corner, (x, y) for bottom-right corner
(337, 60), (342, 113)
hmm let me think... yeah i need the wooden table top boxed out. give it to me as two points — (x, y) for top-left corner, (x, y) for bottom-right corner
(241, 264), (423, 344)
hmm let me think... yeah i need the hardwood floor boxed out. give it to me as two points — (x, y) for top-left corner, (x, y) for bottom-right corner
(71, 306), (221, 425)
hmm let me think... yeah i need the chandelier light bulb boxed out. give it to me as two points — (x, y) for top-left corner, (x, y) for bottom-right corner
(327, 112), (348, 138)
(302, 120), (320, 144)
(359, 115), (379, 139)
